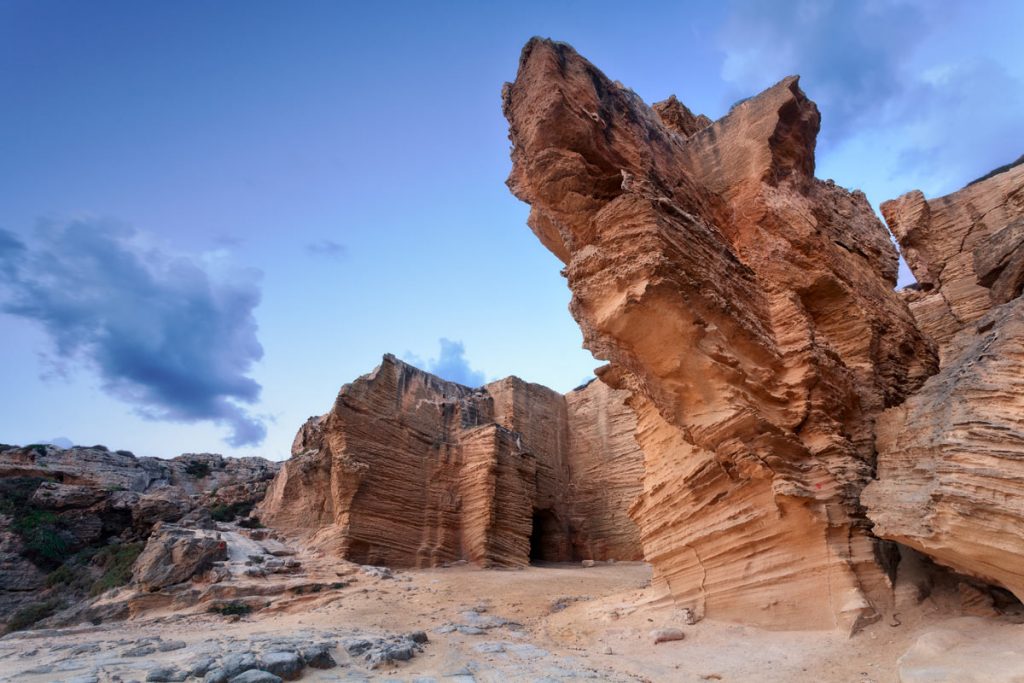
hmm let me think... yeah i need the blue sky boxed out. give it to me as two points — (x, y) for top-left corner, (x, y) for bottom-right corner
(0, 0), (1021, 459)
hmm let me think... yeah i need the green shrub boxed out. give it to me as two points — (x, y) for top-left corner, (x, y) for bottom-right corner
(114, 449), (135, 457)
(208, 601), (252, 617)
(4, 598), (62, 634)
(208, 501), (254, 522)
(44, 564), (76, 588)
(89, 542), (143, 596)
(184, 461), (211, 478)
(13, 509), (69, 565)
(237, 516), (263, 529)
(0, 477), (45, 515)
(25, 444), (49, 456)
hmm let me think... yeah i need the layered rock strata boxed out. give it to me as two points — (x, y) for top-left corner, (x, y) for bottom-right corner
(258, 355), (645, 568)
(503, 38), (934, 630)
(880, 161), (1024, 361)
(864, 159), (1024, 601)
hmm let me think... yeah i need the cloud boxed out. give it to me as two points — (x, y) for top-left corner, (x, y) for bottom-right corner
(0, 218), (267, 446)
(719, 0), (928, 145)
(717, 0), (1024, 195)
(403, 338), (486, 387)
(305, 239), (346, 258)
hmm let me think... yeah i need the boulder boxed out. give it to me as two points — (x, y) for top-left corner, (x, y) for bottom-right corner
(132, 524), (227, 591)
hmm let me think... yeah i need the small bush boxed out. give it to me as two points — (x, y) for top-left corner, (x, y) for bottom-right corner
(89, 542), (144, 596)
(330, 582), (348, 590)
(13, 509), (69, 565)
(208, 501), (254, 523)
(89, 445), (109, 451)
(114, 449), (135, 458)
(237, 516), (263, 529)
(208, 601), (252, 617)
(184, 461), (211, 479)
(26, 444), (48, 456)
(44, 564), (77, 588)
(4, 598), (62, 634)
(248, 554), (264, 564)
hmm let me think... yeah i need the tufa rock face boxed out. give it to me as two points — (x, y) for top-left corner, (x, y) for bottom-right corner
(258, 355), (645, 567)
(503, 38), (934, 631)
(864, 159), (1024, 601)
(881, 161), (1024, 362)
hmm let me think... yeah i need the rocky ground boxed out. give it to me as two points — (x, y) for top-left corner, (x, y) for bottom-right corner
(2, 526), (1022, 683)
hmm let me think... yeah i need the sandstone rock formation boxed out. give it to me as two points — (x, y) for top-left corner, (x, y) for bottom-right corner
(880, 161), (1024, 361)
(864, 159), (1024, 602)
(259, 355), (644, 568)
(503, 38), (935, 631)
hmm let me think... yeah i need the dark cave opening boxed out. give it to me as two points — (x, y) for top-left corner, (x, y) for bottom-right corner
(529, 508), (566, 563)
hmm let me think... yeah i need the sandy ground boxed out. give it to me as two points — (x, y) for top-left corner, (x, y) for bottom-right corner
(2, 559), (1024, 682)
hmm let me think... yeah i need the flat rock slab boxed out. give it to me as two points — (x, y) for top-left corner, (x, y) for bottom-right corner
(898, 618), (1024, 682)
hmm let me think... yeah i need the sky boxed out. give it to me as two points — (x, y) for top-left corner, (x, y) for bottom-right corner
(0, 0), (1021, 460)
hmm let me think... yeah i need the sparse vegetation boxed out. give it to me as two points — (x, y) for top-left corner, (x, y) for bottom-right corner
(89, 444), (109, 451)
(12, 508), (69, 566)
(114, 449), (135, 457)
(248, 554), (264, 564)
(26, 444), (48, 456)
(237, 515), (263, 529)
(208, 601), (252, 617)
(967, 153), (1024, 187)
(184, 460), (211, 478)
(4, 598), (63, 634)
(89, 542), (143, 596)
(209, 501), (254, 522)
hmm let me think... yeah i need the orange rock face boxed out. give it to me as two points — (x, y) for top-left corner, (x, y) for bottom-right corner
(881, 161), (1024, 362)
(258, 355), (644, 567)
(503, 39), (934, 630)
(864, 161), (1024, 601)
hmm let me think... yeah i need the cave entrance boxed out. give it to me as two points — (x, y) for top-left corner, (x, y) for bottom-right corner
(529, 508), (566, 563)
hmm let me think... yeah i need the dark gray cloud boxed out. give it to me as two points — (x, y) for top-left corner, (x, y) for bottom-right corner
(403, 338), (486, 387)
(0, 219), (266, 446)
(719, 0), (928, 145)
(717, 1), (1024, 190)
(305, 239), (346, 258)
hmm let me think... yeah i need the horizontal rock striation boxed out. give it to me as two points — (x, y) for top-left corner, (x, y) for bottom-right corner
(503, 38), (934, 630)
(258, 355), (645, 568)
(882, 161), (1024, 362)
(865, 158), (1024, 601)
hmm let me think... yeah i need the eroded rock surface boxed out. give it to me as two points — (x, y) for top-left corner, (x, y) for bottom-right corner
(258, 354), (645, 567)
(0, 445), (278, 631)
(503, 38), (934, 630)
(864, 160), (1024, 601)
(133, 524), (228, 591)
(881, 161), (1024, 361)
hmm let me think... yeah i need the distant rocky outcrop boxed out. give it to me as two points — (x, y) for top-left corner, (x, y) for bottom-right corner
(864, 159), (1024, 602)
(503, 38), (935, 631)
(0, 444), (278, 631)
(258, 354), (645, 568)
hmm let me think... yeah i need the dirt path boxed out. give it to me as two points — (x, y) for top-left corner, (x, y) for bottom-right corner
(2, 561), (1023, 682)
